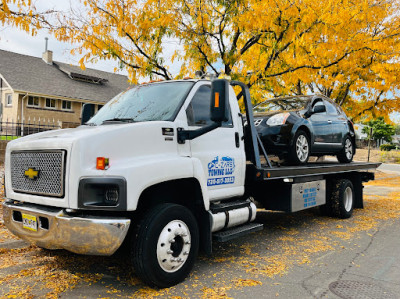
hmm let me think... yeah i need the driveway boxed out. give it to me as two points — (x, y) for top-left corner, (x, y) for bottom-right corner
(1, 169), (399, 298)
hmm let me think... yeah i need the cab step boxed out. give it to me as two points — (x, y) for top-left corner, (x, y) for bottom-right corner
(213, 223), (263, 242)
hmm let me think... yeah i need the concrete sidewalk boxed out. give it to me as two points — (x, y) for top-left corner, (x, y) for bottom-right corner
(378, 163), (400, 174)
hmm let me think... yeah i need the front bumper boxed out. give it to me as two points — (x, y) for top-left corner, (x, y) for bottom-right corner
(2, 200), (131, 256)
(257, 124), (293, 153)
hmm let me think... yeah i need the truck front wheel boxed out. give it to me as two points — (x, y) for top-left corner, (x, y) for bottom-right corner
(131, 204), (199, 288)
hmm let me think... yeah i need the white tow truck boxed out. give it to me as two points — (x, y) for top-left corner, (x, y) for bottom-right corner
(2, 78), (379, 287)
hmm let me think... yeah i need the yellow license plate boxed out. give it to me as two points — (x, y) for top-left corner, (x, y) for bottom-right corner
(22, 213), (37, 231)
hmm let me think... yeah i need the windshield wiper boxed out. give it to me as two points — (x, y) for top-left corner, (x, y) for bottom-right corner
(102, 118), (136, 124)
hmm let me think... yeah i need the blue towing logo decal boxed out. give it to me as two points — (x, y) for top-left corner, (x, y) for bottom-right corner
(303, 187), (317, 208)
(207, 156), (235, 186)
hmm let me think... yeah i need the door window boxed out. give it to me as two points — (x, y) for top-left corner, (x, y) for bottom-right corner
(324, 100), (339, 115)
(186, 85), (232, 127)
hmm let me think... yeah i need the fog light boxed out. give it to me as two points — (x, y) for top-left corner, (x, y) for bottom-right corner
(105, 188), (119, 203)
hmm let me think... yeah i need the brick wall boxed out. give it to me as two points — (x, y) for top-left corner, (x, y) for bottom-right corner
(1, 91), (105, 131)
(1, 90), (19, 121)
(21, 95), (82, 125)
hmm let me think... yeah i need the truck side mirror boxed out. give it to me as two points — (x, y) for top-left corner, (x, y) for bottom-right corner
(81, 103), (95, 125)
(210, 79), (230, 123)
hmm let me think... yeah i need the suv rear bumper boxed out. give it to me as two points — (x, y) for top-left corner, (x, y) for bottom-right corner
(2, 200), (131, 256)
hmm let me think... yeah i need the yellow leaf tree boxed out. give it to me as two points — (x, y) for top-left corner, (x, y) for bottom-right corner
(0, 0), (53, 35)
(3, 0), (400, 121)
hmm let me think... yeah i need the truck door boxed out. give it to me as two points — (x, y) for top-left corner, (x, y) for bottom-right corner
(185, 83), (246, 201)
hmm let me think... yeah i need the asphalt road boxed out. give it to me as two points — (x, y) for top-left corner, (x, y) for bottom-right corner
(1, 169), (400, 298)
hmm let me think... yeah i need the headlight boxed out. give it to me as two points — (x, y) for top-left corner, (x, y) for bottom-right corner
(78, 177), (127, 210)
(266, 113), (290, 126)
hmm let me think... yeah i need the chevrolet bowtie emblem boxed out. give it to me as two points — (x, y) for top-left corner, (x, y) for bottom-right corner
(24, 168), (39, 180)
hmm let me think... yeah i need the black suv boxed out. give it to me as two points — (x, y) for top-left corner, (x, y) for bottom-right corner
(253, 95), (356, 165)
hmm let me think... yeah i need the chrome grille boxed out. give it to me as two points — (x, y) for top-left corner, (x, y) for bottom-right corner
(11, 151), (65, 197)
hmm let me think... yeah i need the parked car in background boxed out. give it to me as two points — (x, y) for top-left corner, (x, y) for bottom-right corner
(253, 95), (356, 165)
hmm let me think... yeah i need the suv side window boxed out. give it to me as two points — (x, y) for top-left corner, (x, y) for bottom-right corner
(324, 100), (339, 115)
(186, 85), (232, 127)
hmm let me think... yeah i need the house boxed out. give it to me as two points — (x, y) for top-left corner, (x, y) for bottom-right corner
(353, 123), (367, 140)
(0, 48), (131, 133)
(392, 135), (400, 145)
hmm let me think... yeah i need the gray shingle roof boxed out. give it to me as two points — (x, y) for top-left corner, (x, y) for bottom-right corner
(0, 49), (131, 103)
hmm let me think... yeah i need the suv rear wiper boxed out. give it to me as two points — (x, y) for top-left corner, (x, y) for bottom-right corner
(102, 118), (136, 124)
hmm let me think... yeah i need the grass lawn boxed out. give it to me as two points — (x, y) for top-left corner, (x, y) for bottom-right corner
(325, 148), (400, 164)
(0, 136), (19, 140)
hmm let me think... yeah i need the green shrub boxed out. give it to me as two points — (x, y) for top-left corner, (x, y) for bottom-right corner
(380, 143), (396, 151)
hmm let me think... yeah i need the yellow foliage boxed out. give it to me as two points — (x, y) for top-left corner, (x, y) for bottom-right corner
(2, 0), (400, 119)
(0, 0), (51, 33)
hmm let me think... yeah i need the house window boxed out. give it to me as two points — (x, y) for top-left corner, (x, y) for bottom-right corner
(62, 100), (72, 110)
(45, 98), (56, 109)
(5, 93), (12, 106)
(27, 96), (40, 107)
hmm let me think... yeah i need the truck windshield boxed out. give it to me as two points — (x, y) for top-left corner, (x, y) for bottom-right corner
(87, 81), (194, 125)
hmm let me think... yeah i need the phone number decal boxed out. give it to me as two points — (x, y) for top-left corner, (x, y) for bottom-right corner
(207, 176), (235, 186)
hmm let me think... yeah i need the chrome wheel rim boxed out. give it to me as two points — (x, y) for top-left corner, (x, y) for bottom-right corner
(296, 135), (309, 162)
(345, 139), (353, 160)
(344, 186), (353, 212)
(157, 220), (191, 273)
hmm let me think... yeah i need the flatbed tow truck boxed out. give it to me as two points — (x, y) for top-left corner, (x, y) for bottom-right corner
(2, 78), (379, 287)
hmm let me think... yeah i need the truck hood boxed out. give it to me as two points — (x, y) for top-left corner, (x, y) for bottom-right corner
(7, 121), (179, 164)
(8, 124), (130, 147)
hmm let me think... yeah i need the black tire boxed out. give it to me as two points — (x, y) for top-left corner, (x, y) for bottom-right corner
(324, 179), (354, 219)
(288, 130), (310, 165)
(131, 204), (199, 288)
(337, 136), (354, 163)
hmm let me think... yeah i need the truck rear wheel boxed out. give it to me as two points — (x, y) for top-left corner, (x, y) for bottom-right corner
(131, 204), (199, 288)
(324, 179), (354, 219)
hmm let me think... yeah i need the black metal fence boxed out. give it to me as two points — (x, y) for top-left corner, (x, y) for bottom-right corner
(0, 118), (64, 139)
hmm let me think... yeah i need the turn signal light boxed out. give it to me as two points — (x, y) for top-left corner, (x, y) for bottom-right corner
(96, 157), (109, 170)
(214, 92), (220, 108)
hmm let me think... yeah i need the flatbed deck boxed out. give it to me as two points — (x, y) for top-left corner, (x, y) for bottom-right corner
(247, 161), (381, 180)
